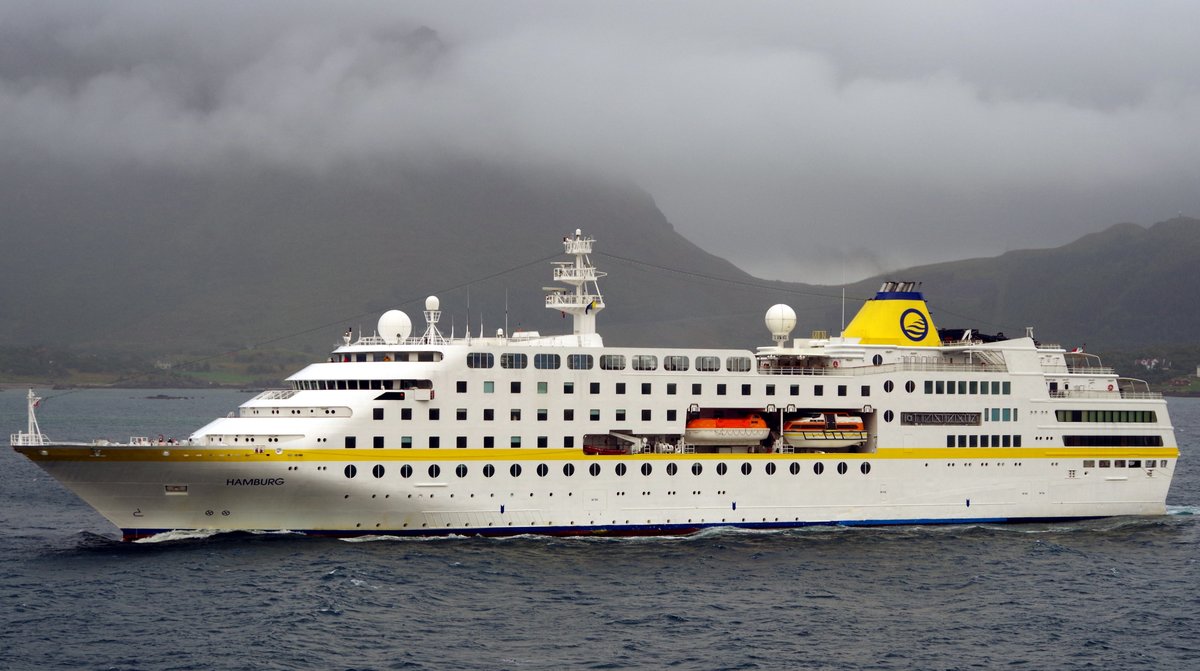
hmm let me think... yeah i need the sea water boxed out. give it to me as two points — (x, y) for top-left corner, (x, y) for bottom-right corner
(1, 389), (1197, 670)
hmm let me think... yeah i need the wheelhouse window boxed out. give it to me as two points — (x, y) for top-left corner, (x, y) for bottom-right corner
(467, 352), (494, 368)
(664, 355), (689, 371)
(534, 353), (561, 369)
(501, 353), (528, 369)
(600, 354), (626, 370)
(696, 356), (720, 372)
(726, 356), (752, 372)
(632, 355), (658, 371)
(568, 354), (594, 370)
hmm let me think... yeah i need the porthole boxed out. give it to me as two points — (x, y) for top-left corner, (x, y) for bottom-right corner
(837, 461), (848, 475)
(716, 463), (728, 476)
(740, 462), (752, 475)
(884, 410), (894, 423)
(905, 380), (916, 393)
(765, 462), (776, 475)
(344, 464), (357, 479)
(691, 462), (703, 476)
(813, 462), (824, 475)
(789, 462), (801, 475)
(510, 464), (522, 478)
(616, 463), (627, 476)
(884, 380), (894, 393)
(589, 463), (601, 477)
(666, 463), (678, 476)
(428, 464), (440, 478)
(400, 464), (413, 478)
(371, 464), (385, 479)
(872, 354), (883, 366)
(483, 464), (495, 478)
(860, 462), (871, 475)
(563, 463), (575, 477)
(641, 463), (652, 476)
(537, 463), (549, 477)
(455, 464), (468, 478)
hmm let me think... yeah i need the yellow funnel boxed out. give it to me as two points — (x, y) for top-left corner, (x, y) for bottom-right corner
(842, 282), (941, 347)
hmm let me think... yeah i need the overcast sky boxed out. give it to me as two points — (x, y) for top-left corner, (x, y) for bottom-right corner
(3, 0), (1198, 283)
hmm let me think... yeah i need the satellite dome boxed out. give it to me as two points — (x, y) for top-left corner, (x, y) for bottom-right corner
(425, 296), (440, 311)
(378, 310), (412, 345)
(765, 304), (797, 341)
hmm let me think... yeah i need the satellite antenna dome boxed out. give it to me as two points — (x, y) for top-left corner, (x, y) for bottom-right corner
(425, 296), (440, 311)
(765, 304), (797, 342)
(377, 310), (412, 345)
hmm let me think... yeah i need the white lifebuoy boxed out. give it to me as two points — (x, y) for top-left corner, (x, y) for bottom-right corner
(832, 360), (839, 368)
(1107, 384), (1114, 391)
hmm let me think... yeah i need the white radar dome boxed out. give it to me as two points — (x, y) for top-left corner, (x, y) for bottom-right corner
(425, 295), (440, 311)
(765, 304), (797, 341)
(377, 310), (413, 345)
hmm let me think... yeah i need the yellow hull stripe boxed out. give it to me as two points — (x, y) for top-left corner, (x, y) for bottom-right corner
(14, 445), (1179, 463)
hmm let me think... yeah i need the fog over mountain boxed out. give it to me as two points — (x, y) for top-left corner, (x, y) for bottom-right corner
(2, 1), (1199, 285)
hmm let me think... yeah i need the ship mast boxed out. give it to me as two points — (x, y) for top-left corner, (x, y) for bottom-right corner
(545, 229), (606, 337)
(10, 389), (48, 446)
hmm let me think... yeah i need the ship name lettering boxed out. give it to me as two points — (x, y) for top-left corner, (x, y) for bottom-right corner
(225, 478), (285, 486)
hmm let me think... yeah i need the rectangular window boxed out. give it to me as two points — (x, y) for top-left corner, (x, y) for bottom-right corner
(936, 381), (945, 394)
(402, 436), (412, 448)
(510, 409), (521, 421)
(511, 436), (521, 448)
(484, 381), (495, 394)
(568, 354), (593, 370)
(991, 408), (1000, 422)
(534, 353), (561, 369)
(616, 409), (626, 421)
(957, 381), (967, 395)
(667, 409), (677, 421)
(564, 382), (574, 394)
(969, 435), (978, 447)
(641, 409), (652, 421)
(861, 385), (870, 397)
(742, 384), (751, 396)
(969, 381), (978, 394)
(693, 383), (703, 395)
(537, 409), (547, 421)
(590, 382), (600, 394)
(992, 434), (1000, 447)
(511, 381), (521, 394)
(401, 408), (412, 420)
(815, 385), (824, 396)
(484, 409), (494, 421)
(537, 436), (548, 448)
(564, 436), (575, 448)
(1002, 381), (1011, 395)
(429, 408), (440, 420)
(642, 382), (652, 395)
(1013, 435), (1021, 447)
(717, 384), (727, 396)
(837, 385), (847, 397)
(538, 381), (548, 394)
(483, 436), (494, 448)
(616, 383), (626, 395)
(1002, 408), (1011, 422)
(980, 435), (989, 447)
(457, 408), (467, 421)
(947, 380), (956, 394)
(457, 380), (467, 393)
(726, 356), (752, 372)
(992, 381), (1001, 395)
(790, 384), (799, 396)
(1083, 459), (1095, 468)
(467, 352), (494, 369)
(667, 383), (677, 395)
(372, 436), (383, 449)
(373, 407), (384, 420)
(981, 382), (989, 395)
(1002, 435), (1011, 447)
(766, 384), (776, 396)
(696, 356), (721, 372)
(564, 409), (574, 421)
(947, 435), (955, 447)
(590, 409), (600, 421)
(429, 436), (440, 448)
(958, 435), (967, 447)
(457, 436), (467, 448)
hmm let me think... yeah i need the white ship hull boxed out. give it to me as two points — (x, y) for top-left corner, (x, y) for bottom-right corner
(18, 445), (1175, 540)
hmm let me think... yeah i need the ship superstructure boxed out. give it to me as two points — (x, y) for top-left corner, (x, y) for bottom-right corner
(13, 230), (1178, 540)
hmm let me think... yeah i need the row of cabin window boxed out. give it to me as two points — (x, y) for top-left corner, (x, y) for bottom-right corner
(466, 352), (753, 372)
(1055, 410), (1158, 423)
(374, 407), (676, 423)
(1062, 435), (1164, 447)
(347, 435), (580, 448)
(458, 380), (871, 398)
(1083, 459), (1167, 468)
(946, 434), (1023, 448)
(925, 380), (1011, 395)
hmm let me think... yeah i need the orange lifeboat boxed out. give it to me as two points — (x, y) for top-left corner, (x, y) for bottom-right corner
(684, 414), (770, 445)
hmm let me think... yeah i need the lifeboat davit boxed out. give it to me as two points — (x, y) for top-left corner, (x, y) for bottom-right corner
(782, 413), (866, 449)
(684, 414), (770, 445)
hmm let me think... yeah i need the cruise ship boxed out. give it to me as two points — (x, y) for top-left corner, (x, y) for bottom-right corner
(11, 230), (1178, 540)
